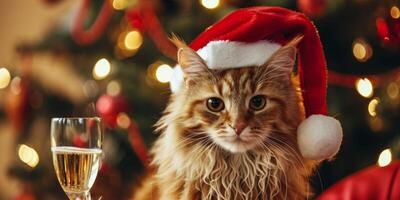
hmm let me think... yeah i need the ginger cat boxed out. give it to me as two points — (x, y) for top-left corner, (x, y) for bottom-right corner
(132, 37), (317, 200)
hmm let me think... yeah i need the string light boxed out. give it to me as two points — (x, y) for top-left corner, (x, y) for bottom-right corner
(18, 144), (39, 168)
(356, 78), (373, 98)
(368, 98), (379, 117)
(377, 148), (392, 167)
(155, 64), (173, 83)
(96, 95), (113, 114)
(107, 80), (122, 96)
(0, 67), (11, 89)
(116, 112), (131, 129)
(10, 77), (21, 95)
(387, 82), (399, 99)
(116, 29), (142, 58)
(352, 39), (372, 62)
(83, 80), (99, 98)
(112, 0), (137, 10)
(113, 0), (128, 10)
(390, 6), (400, 19)
(200, 0), (220, 9)
(93, 58), (111, 80)
(124, 30), (143, 50)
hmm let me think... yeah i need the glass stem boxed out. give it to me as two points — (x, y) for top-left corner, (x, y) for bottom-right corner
(67, 191), (91, 200)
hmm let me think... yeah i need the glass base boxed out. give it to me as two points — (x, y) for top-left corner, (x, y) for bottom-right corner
(66, 191), (91, 200)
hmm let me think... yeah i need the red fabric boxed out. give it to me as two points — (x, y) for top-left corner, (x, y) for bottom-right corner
(189, 7), (328, 117)
(71, 0), (113, 45)
(318, 161), (400, 200)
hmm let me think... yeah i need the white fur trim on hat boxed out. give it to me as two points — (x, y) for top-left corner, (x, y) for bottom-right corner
(197, 40), (281, 69)
(297, 114), (343, 160)
(170, 40), (281, 92)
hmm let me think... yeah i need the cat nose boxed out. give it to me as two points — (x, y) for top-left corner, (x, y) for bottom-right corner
(232, 121), (246, 135)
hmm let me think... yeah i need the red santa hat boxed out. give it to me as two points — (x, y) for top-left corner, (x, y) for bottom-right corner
(170, 7), (342, 160)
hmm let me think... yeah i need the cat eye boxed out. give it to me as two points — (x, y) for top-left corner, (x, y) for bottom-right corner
(249, 95), (267, 111)
(206, 97), (225, 112)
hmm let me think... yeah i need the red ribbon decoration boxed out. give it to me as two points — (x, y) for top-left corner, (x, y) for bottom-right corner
(329, 68), (400, 88)
(125, 1), (177, 60)
(127, 121), (148, 165)
(71, 0), (114, 45)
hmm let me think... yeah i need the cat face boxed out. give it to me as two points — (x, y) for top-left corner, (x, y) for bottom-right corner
(171, 37), (302, 154)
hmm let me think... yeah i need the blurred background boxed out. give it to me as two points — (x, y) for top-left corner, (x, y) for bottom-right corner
(0, 0), (399, 199)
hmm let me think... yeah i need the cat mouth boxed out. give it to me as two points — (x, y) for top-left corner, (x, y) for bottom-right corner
(222, 135), (252, 143)
(216, 136), (256, 153)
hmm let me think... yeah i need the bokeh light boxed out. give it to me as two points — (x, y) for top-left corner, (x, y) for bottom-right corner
(352, 39), (373, 62)
(93, 58), (111, 80)
(10, 76), (21, 95)
(377, 148), (392, 167)
(83, 80), (99, 98)
(390, 6), (400, 19)
(96, 95), (113, 115)
(116, 112), (131, 129)
(0, 67), (11, 89)
(113, 0), (128, 10)
(107, 80), (122, 96)
(155, 64), (173, 83)
(18, 144), (39, 168)
(200, 0), (220, 9)
(356, 78), (373, 98)
(368, 98), (379, 117)
(387, 82), (399, 99)
(113, 0), (137, 10)
(124, 30), (143, 50)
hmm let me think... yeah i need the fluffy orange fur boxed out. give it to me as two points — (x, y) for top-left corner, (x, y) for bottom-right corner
(132, 37), (318, 200)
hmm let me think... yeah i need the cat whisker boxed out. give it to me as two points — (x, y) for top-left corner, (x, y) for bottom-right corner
(265, 133), (308, 186)
(267, 136), (304, 168)
(173, 133), (210, 150)
(255, 140), (286, 199)
(267, 132), (303, 159)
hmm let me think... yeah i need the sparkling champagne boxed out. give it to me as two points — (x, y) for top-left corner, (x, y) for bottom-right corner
(52, 146), (102, 195)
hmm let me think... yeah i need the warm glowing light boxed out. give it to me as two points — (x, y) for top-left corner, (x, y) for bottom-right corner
(0, 67), (11, 89)
(378, 148), (392, 167)
(83, 80), (99, 98)
(352, 39), (372, 62)
(107, 80), (122, 96)
(116, 112), (131, 129)
(113, 0), (129, 10)
(368, 98), (379, 117)
(155, 64), (173, 83)
(96, 95), (113, 114)
(390, 6), (400, 19)
(200, 0), (220, 9)
(356, 78), (373, 98)
(124, 30), (143, 50)
(10, 77), (21, 95)
(353, 43), (366, 59)
(93, 58), (111, 80)
(387, 82), (399, 99)
(18, 144), (39, 168)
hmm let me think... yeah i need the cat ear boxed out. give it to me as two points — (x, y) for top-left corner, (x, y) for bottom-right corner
(177, 47), (209, 77)
(171, 35), (210, 87)
(259, 36), (302, 78)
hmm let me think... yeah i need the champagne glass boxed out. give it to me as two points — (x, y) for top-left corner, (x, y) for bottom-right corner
(51, 117), (103, 200)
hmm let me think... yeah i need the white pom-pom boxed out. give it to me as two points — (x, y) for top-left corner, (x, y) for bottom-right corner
(297, 115), (343, 160)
